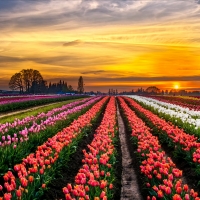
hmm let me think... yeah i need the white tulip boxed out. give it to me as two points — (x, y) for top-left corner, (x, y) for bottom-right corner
(126, 95), (200, 130)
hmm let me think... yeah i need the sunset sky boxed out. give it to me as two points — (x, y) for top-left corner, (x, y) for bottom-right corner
(1, 0), (200, 92)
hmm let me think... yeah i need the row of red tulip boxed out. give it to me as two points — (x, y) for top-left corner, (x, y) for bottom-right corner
(0, 97), (109, 200)
(124, 97), (200, 166)
(62, 96), (117, 200)
(118, 97), (199, 200)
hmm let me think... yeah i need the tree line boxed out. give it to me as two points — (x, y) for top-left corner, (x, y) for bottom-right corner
(119, 86), (200, 96)
(9, 69), (84, 94)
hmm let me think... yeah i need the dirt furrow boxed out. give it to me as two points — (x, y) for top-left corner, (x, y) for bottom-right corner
(117, 103), (143, 200)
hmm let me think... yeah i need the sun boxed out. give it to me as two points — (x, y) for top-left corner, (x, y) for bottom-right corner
(174, 84), (179, 89)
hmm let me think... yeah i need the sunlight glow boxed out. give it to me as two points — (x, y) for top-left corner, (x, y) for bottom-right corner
(174, 85), (179, 89)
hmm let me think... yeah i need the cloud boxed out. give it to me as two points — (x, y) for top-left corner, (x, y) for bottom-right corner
(0, 56), (25, 63)
(195, 0), (200, 4)
(0, 54), (120, 68)
(63, 40), (82, 47)
(46, 74), (200, 84)
(82, 75), (200, 83)
(82, 70), (105, 74)
(0, 0), (199, 32)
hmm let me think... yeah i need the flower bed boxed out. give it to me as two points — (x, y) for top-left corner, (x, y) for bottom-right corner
(62, 97), (118, 200)
(0, 97), (103, 175)
(0, 96), (99, 147)
(118, 96), (199, 200)
(0, 95), (73, 105)
(123, 97), (200, 177)
(0, 97), (109, 200)
(146, 96), (200, 111)
(0, 95), (86, 113)
(126, 95), (200, 136)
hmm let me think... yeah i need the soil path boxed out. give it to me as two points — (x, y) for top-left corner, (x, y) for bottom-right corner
(0, 102), (61, 119)
(117, 103), (143, 200)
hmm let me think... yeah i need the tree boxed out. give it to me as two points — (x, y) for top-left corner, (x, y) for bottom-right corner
(62, 81), (68, 93)
(68, 85), (73, 92)
(9, 69), (45, 94)
(146, 86), (160, 94)
(21, 69), (43, 93)
(77, 76), (84, 94)
(9, 73), (24, 93)
(31, 80), (47, 94)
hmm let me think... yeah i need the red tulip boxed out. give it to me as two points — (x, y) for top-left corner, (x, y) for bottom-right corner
(16, 189), (22, 197)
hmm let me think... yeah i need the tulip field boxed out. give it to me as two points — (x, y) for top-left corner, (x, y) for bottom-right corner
(1, 95), (200, 199)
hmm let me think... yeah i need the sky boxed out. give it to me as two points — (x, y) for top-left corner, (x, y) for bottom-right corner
(0, 0), (200, 92)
